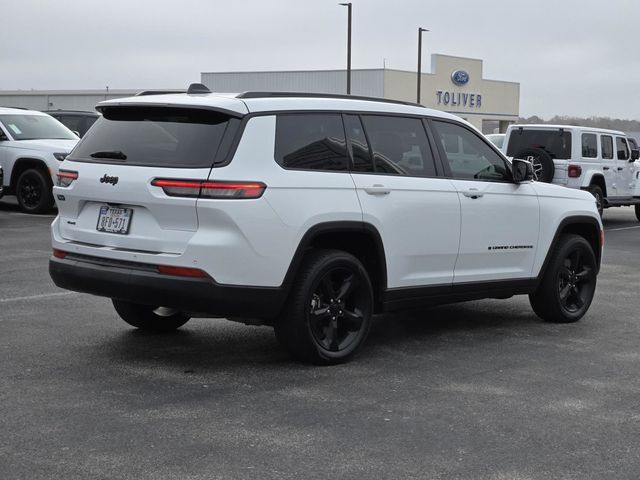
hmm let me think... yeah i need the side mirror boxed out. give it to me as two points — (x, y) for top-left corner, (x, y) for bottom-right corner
(72, 131), (81, 137)
(512, 158), (534, 183)
(631, 149), (639, 161)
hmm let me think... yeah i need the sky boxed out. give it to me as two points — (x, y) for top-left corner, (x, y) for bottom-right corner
(1, 0), (638, 119)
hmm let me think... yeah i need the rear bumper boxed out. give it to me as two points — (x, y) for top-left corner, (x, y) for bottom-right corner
(49, 254), (287, 320)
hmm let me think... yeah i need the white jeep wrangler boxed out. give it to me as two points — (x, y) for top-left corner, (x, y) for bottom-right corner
(503, 124), (640, 219)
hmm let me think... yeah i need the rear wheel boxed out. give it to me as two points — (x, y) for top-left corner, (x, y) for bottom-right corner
(529, 234), (597, 323)
(16, 168), (54, 214)
(112, 299), (191, 331)
(587, 184), (604, 218)
(274, 250), (373, 365)
(635, 204), (640, 222)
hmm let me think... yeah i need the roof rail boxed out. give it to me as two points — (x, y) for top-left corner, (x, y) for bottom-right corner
(236, 91), (425, 108)
(135, 89), (187, 97)
(0, 105), (29, 110)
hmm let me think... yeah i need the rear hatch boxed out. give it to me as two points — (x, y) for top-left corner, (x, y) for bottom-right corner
(505, 127), (571, 183)
(55, 104), (242, 254)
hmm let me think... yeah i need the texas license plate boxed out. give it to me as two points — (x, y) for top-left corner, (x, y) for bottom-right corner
(96, 206), (133, 235)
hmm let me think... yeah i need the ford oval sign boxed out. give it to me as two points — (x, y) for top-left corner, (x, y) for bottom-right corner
(451, 70), (469, 86)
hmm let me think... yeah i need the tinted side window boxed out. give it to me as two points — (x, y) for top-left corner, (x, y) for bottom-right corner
(616, 137), (629, 160)
(275, 114), (348, 171)
(360, 115), (436, 177)
(601, 135), (614, 160)
(581, 133), (597, 158)
(343, 114), (373, 172)
(432, 120), (510, 181)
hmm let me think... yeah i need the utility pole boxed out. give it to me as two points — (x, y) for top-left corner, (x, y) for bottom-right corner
(339, 3), (352, 94)
(417, 27), (428, 103)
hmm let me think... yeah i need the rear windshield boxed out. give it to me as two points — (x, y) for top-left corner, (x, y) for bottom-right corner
(506, 129), (572, 160)
(0, 114), (77, 140)
(69, 107), (232, 167)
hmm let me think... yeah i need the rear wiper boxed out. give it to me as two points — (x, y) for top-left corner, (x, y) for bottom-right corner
(90, 150), (127, 160)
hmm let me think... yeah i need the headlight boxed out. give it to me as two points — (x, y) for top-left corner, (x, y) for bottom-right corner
(53, 152), (69, 161)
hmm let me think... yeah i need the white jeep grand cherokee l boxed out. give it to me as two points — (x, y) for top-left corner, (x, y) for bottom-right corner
(49, 85), (603, 364)
(0, 107), (79, 213)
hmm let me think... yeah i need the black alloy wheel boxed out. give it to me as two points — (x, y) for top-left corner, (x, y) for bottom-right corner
(16, 168), (54, 214)
(530, 234), (597, 323)
(275, 250), (373, 364)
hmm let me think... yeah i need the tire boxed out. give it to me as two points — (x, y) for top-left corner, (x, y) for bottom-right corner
(529, 234), (597, 323)
(112, 299), (191, 332)
(515, 148), (555, 183)
(274, 249), (374, 365)
(16, 168), (54, 214)
(635, 204), (640, 222)
(588, 184), (604, 218)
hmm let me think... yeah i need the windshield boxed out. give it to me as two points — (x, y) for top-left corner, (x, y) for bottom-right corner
(0, 114), (77, 140)
(70, 106), (232, 168)
(506, 129), (572, 160)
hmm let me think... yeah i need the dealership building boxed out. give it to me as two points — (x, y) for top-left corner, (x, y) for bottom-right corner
(0, 54), (520, 133)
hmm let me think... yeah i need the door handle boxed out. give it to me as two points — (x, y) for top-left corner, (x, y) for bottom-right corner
(363, 184), (391, 195)
(603, 166), (610, 170)
(617, 167), (624, 171)
(462, 188), (484, 199)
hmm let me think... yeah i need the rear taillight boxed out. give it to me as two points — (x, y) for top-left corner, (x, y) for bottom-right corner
(600, 229), (605, 247)
(56, 170), (78, 187)
(151, 179), (266, 199)
(568, 164), (582, 178)
(53, 249), (67, 259)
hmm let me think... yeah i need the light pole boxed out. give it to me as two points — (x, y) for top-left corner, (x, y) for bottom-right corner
(417, 27), (428, 103)
(339, 3), (352, 94)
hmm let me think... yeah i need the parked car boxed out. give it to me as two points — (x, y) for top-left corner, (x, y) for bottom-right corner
(49, 86), (603, 364)
(485, 133), (505, 149)
(503, 124), (640, 217)
(0, 107), (79, 213)
(44, 110), (100, 137)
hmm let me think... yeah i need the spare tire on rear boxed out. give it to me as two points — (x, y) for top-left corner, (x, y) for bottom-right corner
(514, 147), (555, 183)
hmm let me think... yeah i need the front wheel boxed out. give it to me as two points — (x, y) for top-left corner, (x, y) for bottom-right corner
(529, 234), (597, 323)
(112, 299), (191, 331)
(16, 168), (54, 214)
(274, 250), (374, 365)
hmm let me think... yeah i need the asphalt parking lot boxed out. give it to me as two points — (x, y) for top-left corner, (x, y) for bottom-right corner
(2, 200), (640, 480)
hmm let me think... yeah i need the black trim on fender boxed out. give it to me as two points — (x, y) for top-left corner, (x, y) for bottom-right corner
(533, 215), (602, 290)
(278, 221), (388, 300)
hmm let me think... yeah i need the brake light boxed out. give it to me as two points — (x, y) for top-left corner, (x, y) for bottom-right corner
(56, 170), (78, 187)
(157, 265), (208, 278)
(53, 249), (67, 259)
(568, 165), (582, 178)
(151, 179), (266, 199)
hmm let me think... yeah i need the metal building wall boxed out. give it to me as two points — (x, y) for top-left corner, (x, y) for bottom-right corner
(201, 70), (384, 97)
(0, 91), (139, 112)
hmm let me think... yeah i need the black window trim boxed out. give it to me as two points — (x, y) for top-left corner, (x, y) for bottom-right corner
(426, 117), (515, 183)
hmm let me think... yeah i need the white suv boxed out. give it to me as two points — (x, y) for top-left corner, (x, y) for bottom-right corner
(503, 124), (640, 218)
(0, 107), (79, 213)
(49, 86), (603, 364)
